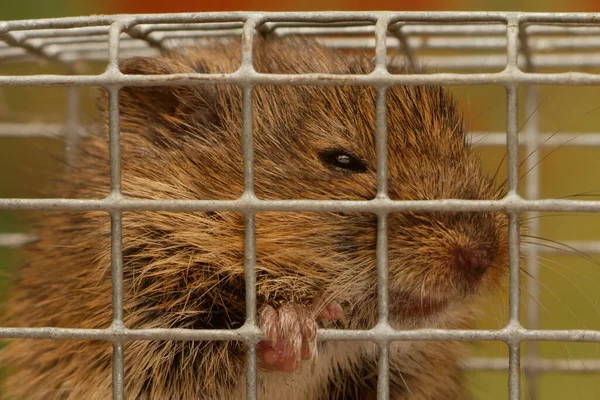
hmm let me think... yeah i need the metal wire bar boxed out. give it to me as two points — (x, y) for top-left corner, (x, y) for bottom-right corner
(374, 17), (390, 399)
(12, 35), (600, 63)
(325, 36), (600, 51)
(64, 87), (81, 166)
(483, 132), (600, 147)
(391, 54), (600, 71)
(0, 233), (31, 247)
(35, 35), (112, 46)
(5, 123), (600, 148)
(240, 16), (260, 400)
(0, 31), (68, 66)
(1, 11), (599, 32)
(107, 21), (125, 400)
(140, 22), (245, 33)
(18, 26), (110, 39)
(141, 22), (600, 37)
(0, 123), (83, 137)
(0, 12), (600, 40)
(8, 23), (600, 47)
(8, 69), (600, 88)
(1, 197), (600, 213)
(520, 22), (542, 400)
(404, 24), (600, 36)
(462, 357), (600, 373)
(9, 29), (600, 48)
(470, 132), (600, 147)
(505, 18), (522, 400)
(6, 51), (600, 71)
(32, 38), (150, 52)
(0, 326), (598, 342)
(20, 11), (600, 31)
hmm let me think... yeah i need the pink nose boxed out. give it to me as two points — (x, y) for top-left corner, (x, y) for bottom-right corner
(452, 246), (492, 277)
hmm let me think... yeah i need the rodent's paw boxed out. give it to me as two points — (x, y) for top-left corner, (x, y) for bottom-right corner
(257, 301), (342, 372)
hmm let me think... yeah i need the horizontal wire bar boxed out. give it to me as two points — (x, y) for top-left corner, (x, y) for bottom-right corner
(6, 51), (600, 72)
(3, 123), (600, 149)
(0, 122), (83, 138)
(469, 132), (600, 147)
(0, 326), (598, 342)
(462, 357), (600, 372)
(5, 12), (600, 33)
(0, 233), (31, 247)
(5, 69), (600, 87)
(7, 50), (600, 72)
(6, 22), (600, 44)
(1, 197), (600, 213)
(320, 35), (600, 51)
(22, 34), (600, 52)
(21, 35), (600, 59)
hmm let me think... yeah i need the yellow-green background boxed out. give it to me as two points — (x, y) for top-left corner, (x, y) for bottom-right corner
(1, 1), (599, 399)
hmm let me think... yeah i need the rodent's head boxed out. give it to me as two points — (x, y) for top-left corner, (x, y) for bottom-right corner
(109, 36), (508, 330)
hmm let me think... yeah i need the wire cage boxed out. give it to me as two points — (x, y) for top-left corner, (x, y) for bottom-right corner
(0, 11), (599, 400)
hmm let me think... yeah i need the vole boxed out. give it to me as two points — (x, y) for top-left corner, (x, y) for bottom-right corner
(1, 36), (509, 399)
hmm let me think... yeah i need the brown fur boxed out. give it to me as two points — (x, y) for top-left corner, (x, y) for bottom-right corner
(1, 36), (509, 399)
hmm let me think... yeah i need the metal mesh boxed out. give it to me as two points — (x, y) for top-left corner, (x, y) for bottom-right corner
(0, 11), (599, 400)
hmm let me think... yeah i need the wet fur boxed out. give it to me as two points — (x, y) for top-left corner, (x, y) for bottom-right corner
(1, 36), (508, 399)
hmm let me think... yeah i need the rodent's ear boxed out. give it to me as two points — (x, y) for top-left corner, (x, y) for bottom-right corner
(115, 56), (220, 135)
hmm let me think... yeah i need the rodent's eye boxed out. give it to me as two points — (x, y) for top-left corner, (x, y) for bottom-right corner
(319, 149), (368, 173)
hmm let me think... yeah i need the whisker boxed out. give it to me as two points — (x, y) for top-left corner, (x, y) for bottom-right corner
(533, 256), (600, 318)
(495, 103), (600, 193)
(520, 213), (593, 222)
(518, 273), (582, 377)
(554, 189), (600, 199)
(523, 236), (600, 268)
(490, 92), (552, 187)
(521, 262), (589, 329)
(519, 133), (585, 182)
(534, 254), (587, 281)
(519, 270), (553, 319)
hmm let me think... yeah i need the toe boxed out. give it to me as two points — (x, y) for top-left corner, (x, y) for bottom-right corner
(257, 340), (299, 372)
(319, 301), (344, 321)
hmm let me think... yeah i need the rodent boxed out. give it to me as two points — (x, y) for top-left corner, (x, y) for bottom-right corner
(1, 36), (509, 399)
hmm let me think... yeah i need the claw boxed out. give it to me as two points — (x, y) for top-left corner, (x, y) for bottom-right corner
(257, 300), (342, 372)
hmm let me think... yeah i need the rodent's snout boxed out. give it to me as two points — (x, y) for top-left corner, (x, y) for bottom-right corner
(388, 210), (508, 314)
(438, 212), (506, 292)
(450, 243), (496, 278)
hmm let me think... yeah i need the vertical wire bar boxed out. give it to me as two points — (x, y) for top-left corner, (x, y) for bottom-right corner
(523, 86), (541, 400)
(374, 16), (390, 400)
(375, 87), (389, 322)
(241, 17), (258, 400)
(244, 208), (257, 400)
(376, 214), (390, 400)
(64, 86), (81, 167)
(108, 21), (125, 400)
(520, 23), (541, 400)
(108, 22), (123, 195)
(508, 211), (522, 400)
(112, 339), (125, 400)
(506, 18), (522, 400)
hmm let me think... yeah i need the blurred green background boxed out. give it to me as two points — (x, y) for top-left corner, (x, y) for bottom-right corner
(1, 1), (599, 400)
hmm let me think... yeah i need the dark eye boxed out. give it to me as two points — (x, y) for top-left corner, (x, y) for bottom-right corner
(319, 149), (368, 173)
